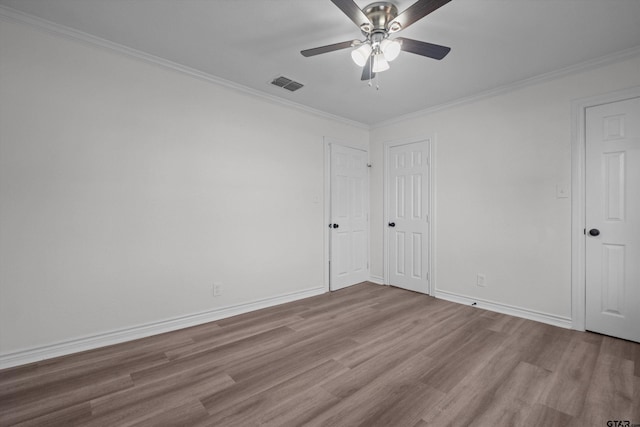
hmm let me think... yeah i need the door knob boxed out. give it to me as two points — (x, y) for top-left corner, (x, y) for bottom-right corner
(388, 222), (396, 227)
(589, 228), (600, 236)
(333, 224), (339, 229)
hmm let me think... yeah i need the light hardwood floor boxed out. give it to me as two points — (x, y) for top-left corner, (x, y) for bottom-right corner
(1, 282), (639, 426)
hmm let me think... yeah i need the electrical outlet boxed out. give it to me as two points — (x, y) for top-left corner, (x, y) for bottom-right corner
(476, 274), (486, 287)
(556, 184), (569, 199)
(213, 282), (222, 297)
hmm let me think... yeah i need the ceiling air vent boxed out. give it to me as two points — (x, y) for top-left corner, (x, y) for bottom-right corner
(271, 76), (304, 92)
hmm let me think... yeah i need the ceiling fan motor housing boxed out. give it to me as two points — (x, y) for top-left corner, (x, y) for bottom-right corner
(361, 2), (400, 35)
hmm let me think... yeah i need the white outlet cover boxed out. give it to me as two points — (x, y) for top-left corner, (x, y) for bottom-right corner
(556, 184), (569, 199)
(477, 274), (486, 287)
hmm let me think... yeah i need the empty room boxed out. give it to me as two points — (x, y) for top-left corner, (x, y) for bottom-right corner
(0, 0), (639, 425)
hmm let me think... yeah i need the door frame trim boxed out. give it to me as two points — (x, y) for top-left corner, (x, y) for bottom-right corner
(323, 137), (370, 292)
(570, 86), (640, 331)
(383, 136), (435, 294)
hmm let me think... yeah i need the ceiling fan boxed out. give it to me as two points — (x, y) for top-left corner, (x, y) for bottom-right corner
(301, 0), (452, 81)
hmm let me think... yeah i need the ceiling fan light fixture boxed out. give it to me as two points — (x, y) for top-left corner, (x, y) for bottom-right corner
(351, 43), (372, 67)
(372, 52), (390, 72)
(380, 39), (401, 61)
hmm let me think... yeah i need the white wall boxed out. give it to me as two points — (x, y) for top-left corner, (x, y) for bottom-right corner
(0, 19), (368, 356)
(370, 55), (640, 320)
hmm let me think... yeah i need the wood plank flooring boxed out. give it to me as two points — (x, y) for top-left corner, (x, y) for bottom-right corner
(1, 282), (639, 426)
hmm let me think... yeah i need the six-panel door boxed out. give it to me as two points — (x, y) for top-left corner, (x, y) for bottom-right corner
(330, 144), (369, 290)
(388, 141), (430, 294)
(585, 96), (640, 342)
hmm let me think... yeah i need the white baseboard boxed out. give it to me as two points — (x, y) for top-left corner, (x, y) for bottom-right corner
(0, 286), (325, 370)
(434, 289), (573, 329)
(368, 275), (385, 285)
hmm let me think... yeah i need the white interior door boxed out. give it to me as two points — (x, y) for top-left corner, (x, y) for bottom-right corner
(387, 140), (430, 294)
(330, 144), (369, 291)
(585, 96), (640, 342)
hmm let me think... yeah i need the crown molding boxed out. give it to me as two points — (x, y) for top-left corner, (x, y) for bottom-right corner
(0, 5), (369, 130)
(372, 44), (640, 129)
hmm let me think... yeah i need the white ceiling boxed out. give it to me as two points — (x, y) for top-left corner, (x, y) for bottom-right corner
(2, 0), (640, 125)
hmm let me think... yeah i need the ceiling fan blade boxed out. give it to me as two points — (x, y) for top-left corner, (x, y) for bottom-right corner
(301, 40), (357, 57)
(331, 0), (372, 31)
(397, 37), (451, 60)
(390, 0), (451, 32)
(361, 55), (375, 81)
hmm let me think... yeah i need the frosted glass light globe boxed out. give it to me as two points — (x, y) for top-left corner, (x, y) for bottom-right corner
(351, 43), (372, 67)
(381, 39), (401, 62)
(372, 53), (390, 72)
